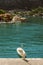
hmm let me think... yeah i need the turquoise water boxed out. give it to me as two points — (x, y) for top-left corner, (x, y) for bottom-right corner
(0, 17), (43, 58)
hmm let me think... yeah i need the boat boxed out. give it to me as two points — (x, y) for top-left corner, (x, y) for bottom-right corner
(17, 47), (26, 58)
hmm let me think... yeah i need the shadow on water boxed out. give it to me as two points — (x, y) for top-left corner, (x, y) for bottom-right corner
(28, 16), (43, 24)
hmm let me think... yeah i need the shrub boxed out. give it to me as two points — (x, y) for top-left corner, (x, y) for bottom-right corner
(0, 9), (6, 14)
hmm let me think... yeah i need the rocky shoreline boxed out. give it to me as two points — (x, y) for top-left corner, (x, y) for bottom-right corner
(0, 7), (43, 23)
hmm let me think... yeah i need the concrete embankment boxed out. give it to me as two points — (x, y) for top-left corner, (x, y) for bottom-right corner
(0, 58), (43, 65)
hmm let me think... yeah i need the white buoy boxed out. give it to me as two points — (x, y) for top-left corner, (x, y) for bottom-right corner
(17, 47), (26, 58)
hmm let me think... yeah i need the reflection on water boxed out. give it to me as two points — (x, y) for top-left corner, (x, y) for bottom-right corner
(0, 17), (43, 58)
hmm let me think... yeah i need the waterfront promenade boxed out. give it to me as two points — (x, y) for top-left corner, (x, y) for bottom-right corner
(0, 58), (43, 65)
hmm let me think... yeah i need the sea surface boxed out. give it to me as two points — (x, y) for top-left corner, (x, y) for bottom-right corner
(0, 17), (43, 58)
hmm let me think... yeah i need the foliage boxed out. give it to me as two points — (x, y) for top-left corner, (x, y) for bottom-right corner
(0, 9), (6, 14)
(29, 7), (43, 16)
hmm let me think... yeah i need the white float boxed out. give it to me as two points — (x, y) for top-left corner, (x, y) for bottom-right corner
(17, 47), (26, 58)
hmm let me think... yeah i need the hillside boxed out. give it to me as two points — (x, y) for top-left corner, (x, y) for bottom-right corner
(0, 0), (43, 10)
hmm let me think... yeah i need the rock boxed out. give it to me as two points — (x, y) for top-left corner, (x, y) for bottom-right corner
(20, 17), (27, 22)
(0, 13), (12, 22)
(4, 13), (12, 22)
(0, 14), (4, 21)
(12, 15), (27, 23)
